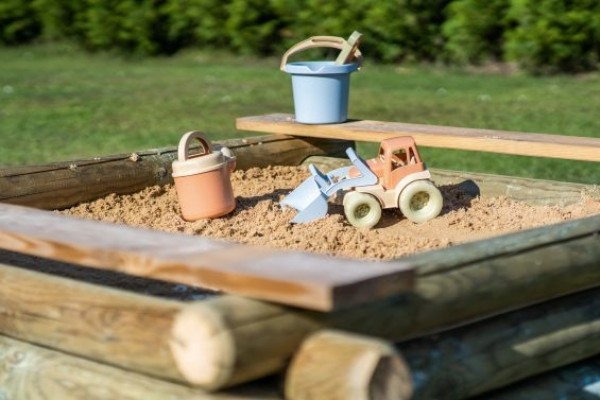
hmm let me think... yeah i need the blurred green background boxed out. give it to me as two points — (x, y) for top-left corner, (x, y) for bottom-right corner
(1, 0), (599, 184)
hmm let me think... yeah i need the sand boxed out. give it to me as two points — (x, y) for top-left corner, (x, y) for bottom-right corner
(62, 166), (600, 260)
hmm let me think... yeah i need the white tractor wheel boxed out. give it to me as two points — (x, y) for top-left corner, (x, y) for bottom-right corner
(343, 192), (382, 229)
(399, 180), (443, 223)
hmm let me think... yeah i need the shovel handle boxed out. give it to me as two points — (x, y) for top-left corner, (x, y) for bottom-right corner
(280, 36), (363, 71)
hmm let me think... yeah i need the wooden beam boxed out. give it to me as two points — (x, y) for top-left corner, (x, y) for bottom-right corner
(0, 259), (284, 390)
(483, 355), (600, 400)
(429, 168), (598, 206)
(399, 286), (600, 399)
(285, 330), (412, 400)
(2, 214), (599, 391)
(0, 258), (303, 390)
(285, 288), (600, 400)
(0, 135), (351, 210)
(0, 203), (414, 311)
(162, 215), (600, 388)
(236, 114), (600, 162)
(0, 334), (281, 400)
(0, 261), (188, 383)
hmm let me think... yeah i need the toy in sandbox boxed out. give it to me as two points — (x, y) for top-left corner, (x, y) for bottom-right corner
(281, 31), (363, 124)
(281, 136), (443, 228)
(172, 131), (236, 221)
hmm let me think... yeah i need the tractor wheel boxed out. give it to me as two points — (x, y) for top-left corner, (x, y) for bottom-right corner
(343, 192), (382, 229)
(399, 180), (443, 223)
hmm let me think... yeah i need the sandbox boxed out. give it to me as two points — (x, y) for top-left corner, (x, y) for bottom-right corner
(62, 165), (600, 260)
(1, 116), (600, 400)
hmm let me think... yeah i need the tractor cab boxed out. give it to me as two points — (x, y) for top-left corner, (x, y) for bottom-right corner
(365, 137), (426, 189)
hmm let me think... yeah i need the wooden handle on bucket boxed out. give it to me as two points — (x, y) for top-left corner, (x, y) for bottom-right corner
(177, 131), (213, 162)
(280, 36), (363, 71)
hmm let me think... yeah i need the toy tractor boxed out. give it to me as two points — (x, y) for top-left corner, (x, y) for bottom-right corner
(281, 136), (443, 228)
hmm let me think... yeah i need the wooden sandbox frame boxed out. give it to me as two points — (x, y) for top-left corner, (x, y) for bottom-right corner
(1, 115), (599, 399)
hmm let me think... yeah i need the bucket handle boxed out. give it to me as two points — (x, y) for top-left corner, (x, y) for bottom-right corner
(279, 36), (363, 71)
(178, 130), (213, 162)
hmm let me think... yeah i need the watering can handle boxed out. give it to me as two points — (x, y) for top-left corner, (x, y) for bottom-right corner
(279, 36), (363, 71)
(177, 130), (213, 162)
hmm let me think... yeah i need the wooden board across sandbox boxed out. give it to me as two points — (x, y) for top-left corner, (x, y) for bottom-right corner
(0, 118), (599, 399)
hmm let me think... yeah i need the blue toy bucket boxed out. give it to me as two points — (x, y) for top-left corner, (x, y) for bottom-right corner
(284, 61), (358, 124)
(280, 36), (363, 124)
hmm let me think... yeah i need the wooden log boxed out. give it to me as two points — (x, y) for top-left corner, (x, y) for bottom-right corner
(0, 135), (351, 210)
(237, 113), (600, 162)
(429, 168), (599, 206)
(0, 258), (283, 391)
(0, 203), (414, 311)
(284, 330), (412, 400)
(0, 261), (189, 383)
(2, 214), (599, 390)
(399, 286), (600, 399)
(479, 355), (600, 399)
(168, 214), (600, 388)
(0, 334), (281, 400)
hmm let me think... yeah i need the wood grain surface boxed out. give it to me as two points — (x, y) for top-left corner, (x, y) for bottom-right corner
(0, 134), (351, 210)
(0, 334), (281, 400)
(237, 114), (600, 162)
(0, 202), (414, 311)
(0, 262), (187, 383)
(476, 354), (600, 400)
(285, 330), (412, 400)
(150, 214), (600, 389)
(400, 286), (600, 399)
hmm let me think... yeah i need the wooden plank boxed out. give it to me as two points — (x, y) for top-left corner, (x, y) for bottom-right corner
(0, 249), (217, 300)
(0, 203), (414, 311)
(236, 114), (600, 162)
(0, 135), (351, 210)
(0, 334), (281, 400)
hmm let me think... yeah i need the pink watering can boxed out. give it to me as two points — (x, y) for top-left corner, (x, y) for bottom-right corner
(172, 131), (236, 221)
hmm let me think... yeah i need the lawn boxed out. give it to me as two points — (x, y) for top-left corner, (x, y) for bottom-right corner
(1, 43), (598, 184)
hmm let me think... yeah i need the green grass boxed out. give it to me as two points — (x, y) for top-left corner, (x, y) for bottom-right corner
(1, 43), (599, 184)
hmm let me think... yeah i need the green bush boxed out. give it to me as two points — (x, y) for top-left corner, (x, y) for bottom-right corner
(78, 0), (164, 55)
(224, 0), (282, 55)
(161, 0), (228, 50)
(442, 0), (512, 64)
(0, 0), (40, 45)
(32, 0), (86, 41)
(390, 0), (451, 62)
(285, 0), (450, 63)
(505, 0), (600, 73)
(279, 0), (370, 60)
(2, 0), (600, 73)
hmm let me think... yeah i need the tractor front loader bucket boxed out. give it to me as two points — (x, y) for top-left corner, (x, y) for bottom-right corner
(281, 148), (378, 224)
(280, 175), (330, 223)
